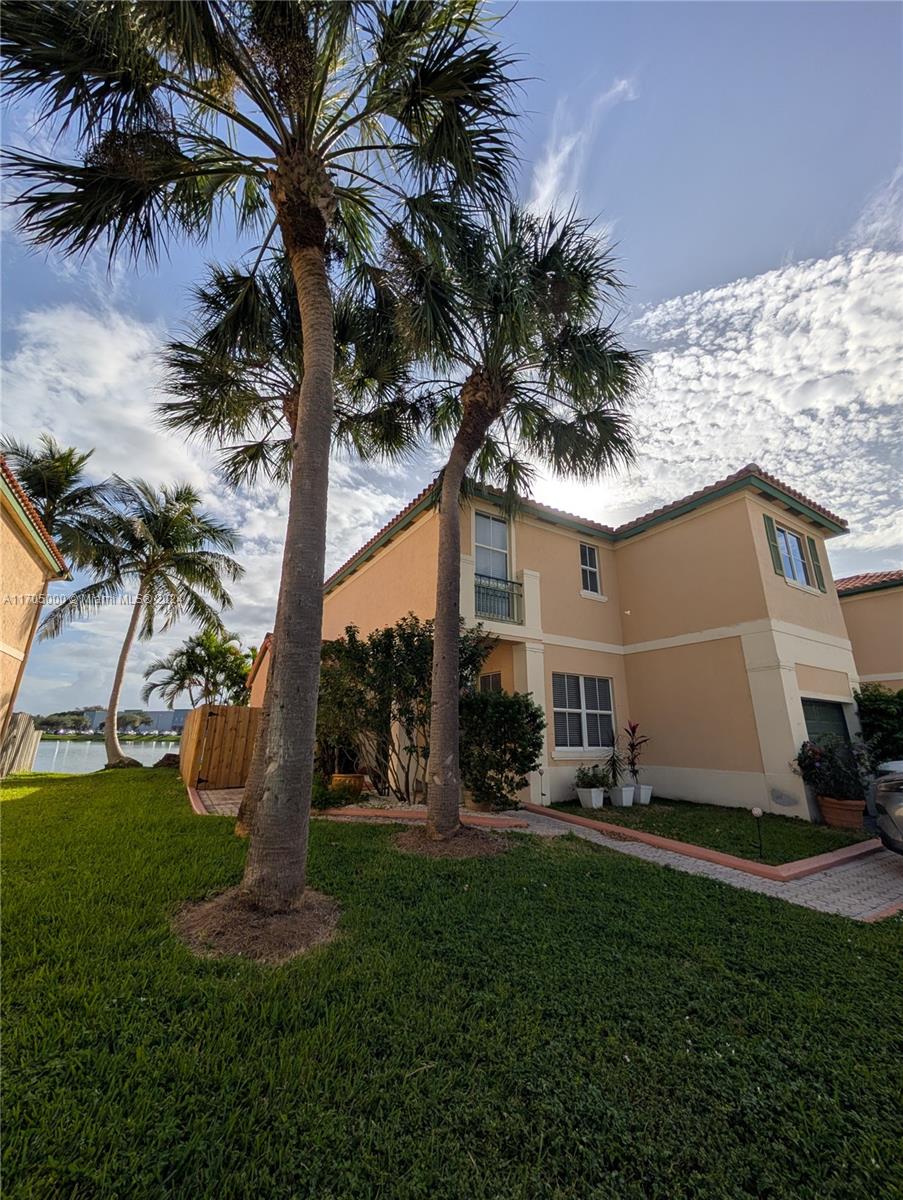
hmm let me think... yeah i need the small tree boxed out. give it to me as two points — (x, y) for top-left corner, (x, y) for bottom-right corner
(460, 690), (544, 809)
(318, 616), (491, 803)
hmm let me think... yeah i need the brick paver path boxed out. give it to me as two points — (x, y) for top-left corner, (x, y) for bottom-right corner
(516, 809), (903, 921)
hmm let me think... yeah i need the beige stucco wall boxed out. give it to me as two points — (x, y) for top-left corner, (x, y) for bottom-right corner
(1, 505), (53, 724)
(839, 587), (903, 688)
(794, 663), (853, 699)
(542, 643), (629, 763)
(247, 651), (269, 708)
(625, 636), (763, 773)
(613, 497), (769, 644)
(322, 509), (439, 641)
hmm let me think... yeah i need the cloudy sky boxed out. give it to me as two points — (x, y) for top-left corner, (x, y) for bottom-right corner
(3, 1), (901, 715)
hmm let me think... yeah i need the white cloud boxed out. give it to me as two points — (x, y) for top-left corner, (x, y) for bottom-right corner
(532, 244), (903, 577)
(528, 78), (637, 214)
(841, 165), (903, 254)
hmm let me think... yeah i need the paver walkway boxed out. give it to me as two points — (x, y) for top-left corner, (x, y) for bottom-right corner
(515, 808), (903, 921)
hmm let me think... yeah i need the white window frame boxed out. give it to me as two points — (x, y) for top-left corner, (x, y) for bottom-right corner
(776, 523), (816, 591)
(474, 511), (509, 581)
(579, 543), (601, 596)
(551, 673), (615, 755)
(479, 671), (502, 695)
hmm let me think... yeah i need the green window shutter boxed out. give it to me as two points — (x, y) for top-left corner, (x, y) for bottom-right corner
(806, 536), (827, 592)
(763, 514), (784, 576)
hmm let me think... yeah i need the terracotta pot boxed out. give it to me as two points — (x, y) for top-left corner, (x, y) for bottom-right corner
(331, 773), (365, 796)
(817, 794), (864, 830)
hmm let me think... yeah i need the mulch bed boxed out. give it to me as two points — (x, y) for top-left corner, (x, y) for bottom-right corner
(392, 826), (510, 859)
(172, 886), (340, 965)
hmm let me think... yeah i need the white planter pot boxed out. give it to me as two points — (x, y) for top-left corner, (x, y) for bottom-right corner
(609, 785), (635, 808)
(576, 787), (606, 810)
(635, 784), (653, 806)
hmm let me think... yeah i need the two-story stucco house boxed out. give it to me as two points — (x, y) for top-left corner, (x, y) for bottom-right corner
(251, 464), (870, 821)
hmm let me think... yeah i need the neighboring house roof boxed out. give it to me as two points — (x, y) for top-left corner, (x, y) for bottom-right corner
(0, 455), (70, 578)
(835, 570), (903, 597)
(246, 632), (272, 689)
(324, 463), (848, 594)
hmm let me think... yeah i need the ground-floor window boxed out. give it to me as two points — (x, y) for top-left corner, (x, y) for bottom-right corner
(479, 672), (502, 695)
(801, 697), (850, 742)
(552, 673), (614, 749)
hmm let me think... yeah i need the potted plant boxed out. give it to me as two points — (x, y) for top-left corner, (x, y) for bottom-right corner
(575, 763), (609, 809)
(607, 743), (634, 807)
(624, 720), (652, 804)
(793, 736), (870, 829)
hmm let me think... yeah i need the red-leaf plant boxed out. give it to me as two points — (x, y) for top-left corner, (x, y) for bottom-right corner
(623, 721), (650, 787)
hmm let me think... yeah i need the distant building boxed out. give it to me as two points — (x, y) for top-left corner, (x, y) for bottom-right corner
(1, 456), (70, 740)
(84, 708), (191, 734)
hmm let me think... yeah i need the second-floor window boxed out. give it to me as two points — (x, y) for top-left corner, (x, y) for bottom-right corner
(580, 543), (600, 593)
(475, 512), (508, 580)
(776, 526), (811, 586)
(552, 673), (614, 749)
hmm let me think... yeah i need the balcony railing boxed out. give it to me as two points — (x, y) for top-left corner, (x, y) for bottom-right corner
(474, 574), (524, 624)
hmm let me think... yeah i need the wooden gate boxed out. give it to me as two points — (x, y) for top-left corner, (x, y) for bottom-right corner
(179, 704), (260, 790)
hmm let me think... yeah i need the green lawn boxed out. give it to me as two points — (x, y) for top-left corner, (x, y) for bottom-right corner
(3, 771), (901, 1200)
(551, 796), (868, 865)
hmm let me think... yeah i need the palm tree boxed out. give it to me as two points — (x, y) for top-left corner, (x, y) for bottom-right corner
(393, 207), (644, 838)
(159, 252), (429, 837)
(0, 433), (116, 566)
(3, 0), (516, 911)
(39, 479), (243, 768)
(142, 629), (254, 708)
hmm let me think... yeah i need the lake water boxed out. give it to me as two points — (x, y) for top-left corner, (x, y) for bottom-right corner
(31, 739), (180, 774)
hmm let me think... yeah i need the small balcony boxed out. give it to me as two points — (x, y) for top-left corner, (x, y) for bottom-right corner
(474, 574), (524, 624)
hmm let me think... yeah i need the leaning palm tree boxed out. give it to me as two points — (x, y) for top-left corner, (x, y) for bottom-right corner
(4, 1), (517, 909)
(142, 629), (254, 708)
(0, 433), (116, 566)
(40, 479), (243, 768)
(393, 207), (644, 838)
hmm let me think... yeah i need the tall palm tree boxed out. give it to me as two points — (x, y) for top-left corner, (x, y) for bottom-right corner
(39, 479), (243, 768)
(142, 629), (254, 708)
(3, 1), (517, 909)
(0, 433), (116, 566)
(394, 207), (644, 838)
(159, 252), (429, 836)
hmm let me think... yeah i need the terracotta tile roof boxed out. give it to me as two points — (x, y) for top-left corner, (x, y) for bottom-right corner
(323, 464), (849, 592)
(615, 463), (847, 534)
(835, 570), (903, 595)
(0, 454), (69, 575)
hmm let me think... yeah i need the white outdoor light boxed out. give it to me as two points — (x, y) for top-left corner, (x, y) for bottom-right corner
(751, 807), (764, 858)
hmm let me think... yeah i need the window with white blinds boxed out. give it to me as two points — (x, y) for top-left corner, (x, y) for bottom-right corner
(551, 673), (614, 749)
(479, 672), (502, 694)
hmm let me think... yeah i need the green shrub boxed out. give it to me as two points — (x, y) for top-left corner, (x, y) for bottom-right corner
(460, 690), (545, 809)
(855, 683), (903, 763)
(575, 764), (609, 789)
(311, 774), (361, 809)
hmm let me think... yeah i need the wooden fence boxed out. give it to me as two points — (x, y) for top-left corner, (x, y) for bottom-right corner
(179, 704), (260, 790)
(0, 713), (41, 778)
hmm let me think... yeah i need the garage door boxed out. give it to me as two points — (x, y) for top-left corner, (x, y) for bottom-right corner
(801, 698), (850, 742)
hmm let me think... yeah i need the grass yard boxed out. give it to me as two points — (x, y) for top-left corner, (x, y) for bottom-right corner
(3, 770), (901, 1200)
(551, 796), (868, 865)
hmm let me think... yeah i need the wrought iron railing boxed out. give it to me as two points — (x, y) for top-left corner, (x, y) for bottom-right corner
(474, 574), (524, 624)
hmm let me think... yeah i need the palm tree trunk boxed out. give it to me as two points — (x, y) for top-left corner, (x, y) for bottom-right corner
(240, 220), (334, 912)
(105, 589), (144, 768)
(426, 376), (501, 838)
(235, 670), (271, 839)
(424, 448), (470, 836)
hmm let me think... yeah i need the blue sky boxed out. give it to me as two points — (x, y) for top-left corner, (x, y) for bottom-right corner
(3, 1), (901, 713)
